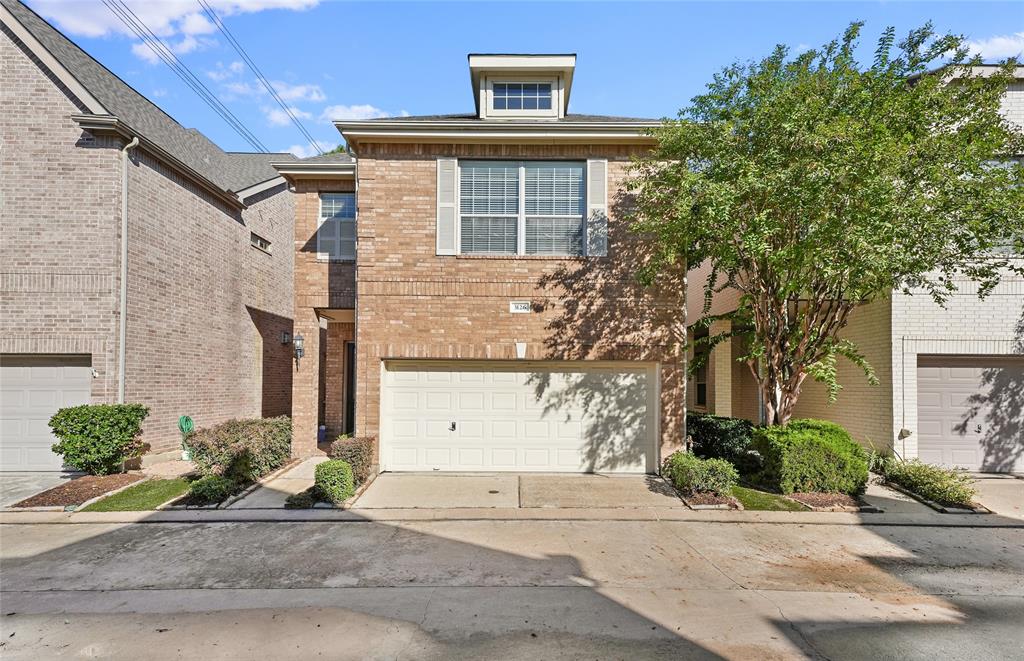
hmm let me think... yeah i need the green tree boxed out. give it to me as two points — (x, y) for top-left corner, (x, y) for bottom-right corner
(628, 23), (1024, 426)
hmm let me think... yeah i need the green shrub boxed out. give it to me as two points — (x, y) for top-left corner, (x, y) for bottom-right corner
(185, 416), (291, 482)
(879, 459), (976, 507)
(187, 475), (236, 505)
(663, 452), (738, 497)
(687, 413), (757, 473)
(328, 436), (375, 485)
(751, 419), (868, 495)
(49, 404), (149, 475)
(315, 460), (355, 504)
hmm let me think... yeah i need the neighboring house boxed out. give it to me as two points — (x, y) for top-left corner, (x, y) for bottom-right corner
(688, 67), (1024, 473)
(0, 0), (296, 471)
(276, 54), (688, 473)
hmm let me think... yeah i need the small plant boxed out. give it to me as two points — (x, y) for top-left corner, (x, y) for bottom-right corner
(187, 475), (236, 505)
(315, 460), (355, 504)
(751, 419), (868, 495)
(49, 404), (149, 475)
(878, 458), (976, 508)
(328, 436), (375, 484)
(185, 416), (292, 482)
(663, 452), (738, 497)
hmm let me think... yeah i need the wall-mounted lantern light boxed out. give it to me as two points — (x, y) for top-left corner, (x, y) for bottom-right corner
(281, 331), (292, 345)
(293, 333), (305, 367)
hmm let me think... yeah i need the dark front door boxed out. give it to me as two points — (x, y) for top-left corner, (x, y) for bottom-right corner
(344, 342), (356, 435)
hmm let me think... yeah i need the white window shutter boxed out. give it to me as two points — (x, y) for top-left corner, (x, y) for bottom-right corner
(586, 158), (608, 256)
(436, 157), (458, 255)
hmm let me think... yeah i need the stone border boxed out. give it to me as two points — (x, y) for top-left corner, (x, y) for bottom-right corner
(884, 481), (990, 514)
(680, 496), (739, 511)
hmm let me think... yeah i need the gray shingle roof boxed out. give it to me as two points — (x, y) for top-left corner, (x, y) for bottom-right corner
(3, 0), (292, 193)
(359, 113), (663, 123)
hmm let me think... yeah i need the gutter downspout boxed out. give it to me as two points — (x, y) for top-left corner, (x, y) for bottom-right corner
(118, 136), (138, 404)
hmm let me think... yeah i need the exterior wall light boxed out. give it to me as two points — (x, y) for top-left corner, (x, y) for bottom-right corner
(293, 333), (305, 366)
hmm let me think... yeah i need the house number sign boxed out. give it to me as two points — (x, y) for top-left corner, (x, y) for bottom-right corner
(509, 301), (532, 314)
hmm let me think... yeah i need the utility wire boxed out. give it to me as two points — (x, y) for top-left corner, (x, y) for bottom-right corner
(196, 0), (324, 155)
(102, 0), (269, 152)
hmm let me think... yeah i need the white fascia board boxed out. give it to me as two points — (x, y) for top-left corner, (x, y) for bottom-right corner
(468, 54), (576, 70)
(1, 3), (107, 114)
(237, 176), (288, 201)
(271, 162), (356, 179)
(336, 120), (660, 147)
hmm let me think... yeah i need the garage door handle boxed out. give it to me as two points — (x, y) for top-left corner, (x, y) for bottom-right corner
(449, 422), (456, 432)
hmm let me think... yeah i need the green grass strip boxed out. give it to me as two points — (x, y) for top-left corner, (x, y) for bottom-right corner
(731, 485), (808, 512)
(81, 478), (190, 512)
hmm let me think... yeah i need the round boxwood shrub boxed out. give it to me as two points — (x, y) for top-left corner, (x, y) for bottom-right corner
(662, 451), (738, 497)
(187, 475), (236, 505)
(751, 419), (868, 495)
(49, 404), (149, 475)
(328, 435), (375, 485)
(315, 459), (355, 504)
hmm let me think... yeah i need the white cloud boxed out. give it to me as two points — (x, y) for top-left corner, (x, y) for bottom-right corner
(966, 32), (1024, 61)
(151, 88), (168, 98)
(285, 141), (338, 158)
(130, 34), (214, 64)
(272, 81), (326, 103)
(319, 104), (393, 122)
(264, 106), (313, 127)
(206, 60), (245, 82)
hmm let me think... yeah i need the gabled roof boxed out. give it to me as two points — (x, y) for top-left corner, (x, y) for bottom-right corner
(1, 0), (295, 201)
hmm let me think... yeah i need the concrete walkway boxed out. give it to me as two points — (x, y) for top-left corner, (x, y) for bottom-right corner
(972, 474), (1024, 519)
(227, 457), (328, 509)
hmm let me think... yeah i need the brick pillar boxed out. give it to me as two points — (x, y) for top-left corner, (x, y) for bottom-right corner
(710, 319), (733, 417)
(290, 307), (321, 458)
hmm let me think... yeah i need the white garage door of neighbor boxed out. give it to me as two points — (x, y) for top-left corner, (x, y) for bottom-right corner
(917, 355), (1024, 473)
(1, 355), (92, 471)
(382, 361), (657, 473)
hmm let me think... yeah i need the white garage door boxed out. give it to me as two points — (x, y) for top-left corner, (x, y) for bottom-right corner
(1, 355), (92, 471)
(917, 355), (1024, 472)
(381, 361), (657, 473)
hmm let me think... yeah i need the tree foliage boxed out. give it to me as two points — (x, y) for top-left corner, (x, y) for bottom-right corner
(628, 23), (1024, 425)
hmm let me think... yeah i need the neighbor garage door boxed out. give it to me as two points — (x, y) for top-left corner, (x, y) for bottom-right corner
(381, 361), (657, 473)
(917, 355), (1024, 472)
(1, 355), (92, 471)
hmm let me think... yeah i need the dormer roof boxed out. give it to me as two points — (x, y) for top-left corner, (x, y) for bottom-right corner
(468, 53), (576, 119)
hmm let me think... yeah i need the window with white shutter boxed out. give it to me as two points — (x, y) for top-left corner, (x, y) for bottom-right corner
(319, 193), (356, 261)
(457, 160), (589, 257)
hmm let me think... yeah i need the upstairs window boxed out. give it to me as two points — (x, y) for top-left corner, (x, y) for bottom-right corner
(492, 82), (553, 111)
(459, 161), (584, 256)
(318, 193), (356, 261)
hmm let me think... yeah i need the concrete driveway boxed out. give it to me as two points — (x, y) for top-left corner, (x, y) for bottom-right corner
(353, 473), (686, 509)
(0, 472), (78, 508)
(972, 474), (1024, 519)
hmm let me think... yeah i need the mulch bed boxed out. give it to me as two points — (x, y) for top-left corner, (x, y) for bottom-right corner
(788, 492), (860, 510)
(684, 492), (741, 509)
(12, 473), (144, 508)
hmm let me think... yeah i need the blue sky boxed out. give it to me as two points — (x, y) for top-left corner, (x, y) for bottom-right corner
(26, 1), (1024, 157)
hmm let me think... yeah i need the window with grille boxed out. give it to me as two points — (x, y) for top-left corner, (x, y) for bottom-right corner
(492, 82), (553, 111)
(459, 161), (584, 256)
(318, 193), (356, 260)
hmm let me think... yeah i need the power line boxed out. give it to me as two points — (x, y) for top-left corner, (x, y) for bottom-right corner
(102, 0), (269, 152)
(196, 0), (324, 155)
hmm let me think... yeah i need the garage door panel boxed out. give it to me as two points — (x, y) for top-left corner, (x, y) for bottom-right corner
(382, 361), (656, 473)
(917, 355), (1023, 473)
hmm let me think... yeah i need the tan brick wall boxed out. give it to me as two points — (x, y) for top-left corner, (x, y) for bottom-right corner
(0, 25), (120, 404)
(290, 178), (357, 456)
(351, 143), (686, 466)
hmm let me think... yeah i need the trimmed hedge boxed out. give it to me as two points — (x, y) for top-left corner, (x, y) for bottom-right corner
(49, 404), (149, 475)
(315, 460), (355, 504)
(752, 419), (868, 495)
(879, 458), (976, 507)
(663, 452), (738, 497)
(687, 413), (756, 472)
(328, 436), (375, 485)
(185, 416), (291, 483)
(188, 475), (236, 505)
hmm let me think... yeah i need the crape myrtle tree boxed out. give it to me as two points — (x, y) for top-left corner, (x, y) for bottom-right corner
(628, 22), (1024, 426)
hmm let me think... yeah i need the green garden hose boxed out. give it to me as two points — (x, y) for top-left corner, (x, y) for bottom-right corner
(178, 415), (194, 461)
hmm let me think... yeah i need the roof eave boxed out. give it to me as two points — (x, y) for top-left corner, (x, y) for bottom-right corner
(72, 114), (245, 209)
(272, 161), (356, 180)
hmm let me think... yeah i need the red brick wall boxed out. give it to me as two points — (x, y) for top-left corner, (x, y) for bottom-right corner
(352, 142), (687, 464)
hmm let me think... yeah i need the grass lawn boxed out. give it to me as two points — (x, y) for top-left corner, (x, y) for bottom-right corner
(732, 485), (809, 511)
(80, 478), (190, 512)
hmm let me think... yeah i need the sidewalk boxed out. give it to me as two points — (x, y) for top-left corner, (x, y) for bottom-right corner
(226, 457), (328, 509)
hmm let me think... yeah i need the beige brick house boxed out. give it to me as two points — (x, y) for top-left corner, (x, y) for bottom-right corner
(277, 54), (689, 473)
(1, 0), (296, 470)
(687, 68), (1024, 473)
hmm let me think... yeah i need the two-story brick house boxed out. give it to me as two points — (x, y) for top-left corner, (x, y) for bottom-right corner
(1, 0), (297, 470)
(278, 54), (688, 473)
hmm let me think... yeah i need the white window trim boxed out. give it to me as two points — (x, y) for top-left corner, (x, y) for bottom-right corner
(484, 76), (561, 119)
(456, 160), (588, 257)
(317, 192), (357, 262)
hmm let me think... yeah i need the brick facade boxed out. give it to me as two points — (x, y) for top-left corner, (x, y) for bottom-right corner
(348, 142), (687, 466)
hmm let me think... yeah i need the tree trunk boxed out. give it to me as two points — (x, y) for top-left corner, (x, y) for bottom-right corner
(759, 370), (803, 426)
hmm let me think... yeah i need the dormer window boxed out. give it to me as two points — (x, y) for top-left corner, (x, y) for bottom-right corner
(493, 83), (553, 111)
